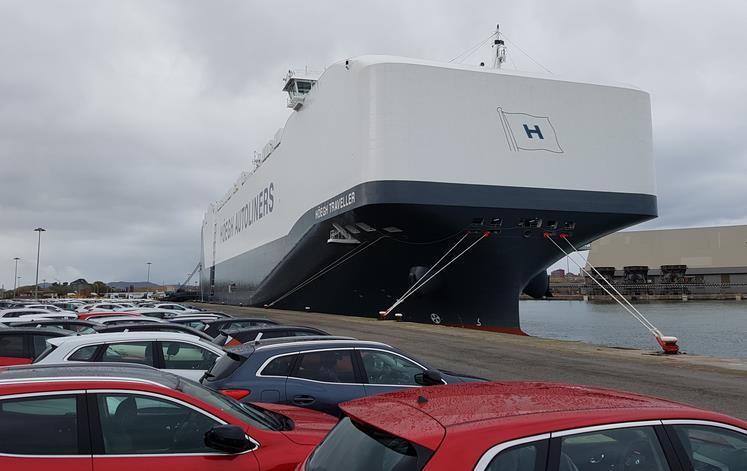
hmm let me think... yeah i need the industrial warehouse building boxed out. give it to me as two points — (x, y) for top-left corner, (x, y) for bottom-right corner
(586, 224), (747, 295)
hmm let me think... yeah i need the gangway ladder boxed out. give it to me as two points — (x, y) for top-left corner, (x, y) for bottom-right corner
(545, 232), (680, 354)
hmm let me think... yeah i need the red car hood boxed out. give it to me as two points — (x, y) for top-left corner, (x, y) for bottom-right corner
(253, 402), (338, 445)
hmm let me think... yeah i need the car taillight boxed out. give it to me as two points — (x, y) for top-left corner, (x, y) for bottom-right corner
(220, 389), (251, 400)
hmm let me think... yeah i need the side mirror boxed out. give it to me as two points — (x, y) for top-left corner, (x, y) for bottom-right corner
(414, 369), (443, 386)
(204, 424), (256, 454)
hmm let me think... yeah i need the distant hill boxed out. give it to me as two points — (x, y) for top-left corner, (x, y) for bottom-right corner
(107, 281), (161, 289)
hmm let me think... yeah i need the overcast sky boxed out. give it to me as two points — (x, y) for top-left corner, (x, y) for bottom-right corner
(1, 1), (746, 288)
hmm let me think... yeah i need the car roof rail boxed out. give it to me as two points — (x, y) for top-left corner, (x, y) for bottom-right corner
(217, 325), (327, 336)
(249, 335), (356, 347)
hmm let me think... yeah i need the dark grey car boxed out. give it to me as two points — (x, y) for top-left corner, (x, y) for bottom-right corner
(201, 338), (484, 416)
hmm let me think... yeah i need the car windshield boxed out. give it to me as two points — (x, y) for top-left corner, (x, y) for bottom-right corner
(175, 377), (282, 431)
(306, 417), (423, 471)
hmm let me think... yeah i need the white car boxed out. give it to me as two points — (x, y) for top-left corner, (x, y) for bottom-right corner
(131, 308), (182, 319)
(24, 304), (75, 314)
(35, 331), (225, 381)
(154, 303), (200, 313)
(93, 316), (166, 325)
(0, 309), (76, 320)
(76, 303), (130, 313)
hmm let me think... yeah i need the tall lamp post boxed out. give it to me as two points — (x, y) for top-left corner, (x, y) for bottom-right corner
(146, 262), (152, 284)
(34, 227), (46, 299)
(12, 257), (20, 297)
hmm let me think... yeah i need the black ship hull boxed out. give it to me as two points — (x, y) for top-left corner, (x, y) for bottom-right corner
(202, 181), (656, 332)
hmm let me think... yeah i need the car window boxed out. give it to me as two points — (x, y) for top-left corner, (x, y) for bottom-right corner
(259, 330), (288, 340)
(31, 335), (54, 358)
(293, 330), (321, 336)
(186, 321), (208, 330)
(290, 350), (356, 383)
(0, 334), (26, 357)
(261, 354), (296, 377)
(560, 426), (670, 471)
(673, 424), (747, 471)
(96, 393), (218, 454)
(360, 350), (424, 386)
(69, 344), (100, 361)
(100, 341), (155, 366)
(0, 395), (79, 455)
(306, 417), (422, 471)
(486, 441), (545, 471)
(162, 341), (219, 370)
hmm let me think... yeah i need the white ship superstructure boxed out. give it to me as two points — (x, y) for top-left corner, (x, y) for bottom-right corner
(200, 54), (656, 331)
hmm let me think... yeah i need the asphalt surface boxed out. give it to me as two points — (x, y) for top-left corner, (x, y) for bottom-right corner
(197, 303), (747, 420)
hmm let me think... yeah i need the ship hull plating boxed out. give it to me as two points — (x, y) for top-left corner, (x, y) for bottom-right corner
(203, 181), (657, 331)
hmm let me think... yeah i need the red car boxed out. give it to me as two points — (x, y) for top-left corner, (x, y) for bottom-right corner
(78, 311), (141, 320)
(0, 363), (337, 471)
(0, 327), (73, 365)
(299, 381), (747, 470)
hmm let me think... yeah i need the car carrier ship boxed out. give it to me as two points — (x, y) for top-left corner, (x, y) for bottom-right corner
(199, 36), (657, 333)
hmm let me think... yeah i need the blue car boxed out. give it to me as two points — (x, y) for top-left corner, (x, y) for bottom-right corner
(200, 337), (484, 416)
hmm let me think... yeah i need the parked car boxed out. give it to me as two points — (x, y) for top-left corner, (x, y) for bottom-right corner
(0, 363), (338, 471)
(153, 303), (200, 313)
(170, 314), (226, 330)
(202, 338), (482, 416)
(76, 302), (132, 313)
(95, 322), (215, 341)
(0, 308), (76, 319)
(214, 325), (330, 347)
(299, 381), (747, 471)
(34, 331), (225, 381)
(131, 308), (181, 319)
(23, 304), (75, 313)
(202, 317), (278, 338)
(92, 315), (166, 326)
(78, 311), (140, 320)
(0, 327), (74, 366)
(4, 318), (101, 334)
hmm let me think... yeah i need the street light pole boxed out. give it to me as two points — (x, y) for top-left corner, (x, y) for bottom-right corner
(12, 257), (20, 297)
(34, 228), (46, 300)
(146, 262), (152, 284)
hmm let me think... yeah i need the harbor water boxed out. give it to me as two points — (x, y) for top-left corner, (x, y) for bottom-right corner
(520, 300), (747, 358)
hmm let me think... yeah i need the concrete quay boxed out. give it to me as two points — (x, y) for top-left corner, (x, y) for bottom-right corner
(197, 303), (747, 420)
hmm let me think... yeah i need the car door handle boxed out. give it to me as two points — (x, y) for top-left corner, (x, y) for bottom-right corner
(292, 394), (315, 405)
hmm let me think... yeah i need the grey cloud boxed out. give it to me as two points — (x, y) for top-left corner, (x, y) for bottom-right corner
(1, 1), (746, 288)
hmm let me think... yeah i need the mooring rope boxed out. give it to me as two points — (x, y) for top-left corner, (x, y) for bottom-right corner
(545, 233), (662, 337)
(382, 231), (490, 317)
(267, 236), (386, 307)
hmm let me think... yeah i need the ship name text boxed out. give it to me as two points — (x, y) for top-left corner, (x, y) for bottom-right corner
(219, 182), (275, 243)
(315, 191), (356, 219)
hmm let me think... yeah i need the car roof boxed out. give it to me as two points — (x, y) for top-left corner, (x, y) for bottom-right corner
(221, 325), (326, 335)
(95, 323), (212, 339)
(207, 317), (274, 324)
(7, 319), (99, 326)
(226, 337), (377, 357)
(0, 363), (179, 389)
(339, 381), (728, 450)
(46, 330), (211, 347)
(0, 327), (74, 336)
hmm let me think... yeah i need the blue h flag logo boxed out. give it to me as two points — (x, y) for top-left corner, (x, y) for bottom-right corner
(523, 124), (544, 139)
(497, 107), (563, 153)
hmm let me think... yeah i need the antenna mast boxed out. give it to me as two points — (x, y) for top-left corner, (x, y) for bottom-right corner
(493, 24), (507, 69)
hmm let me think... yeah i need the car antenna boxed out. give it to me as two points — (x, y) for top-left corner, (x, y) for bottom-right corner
(417, 395), (428, 404)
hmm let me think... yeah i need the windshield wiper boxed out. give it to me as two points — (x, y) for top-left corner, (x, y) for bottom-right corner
(240, 403), (289, 431)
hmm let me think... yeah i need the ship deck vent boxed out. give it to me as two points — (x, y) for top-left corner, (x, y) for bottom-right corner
(356, 222), (376, 233)
(518, 218), (543, 228)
